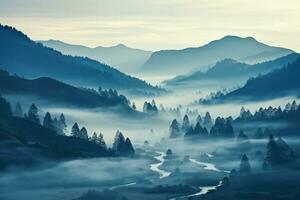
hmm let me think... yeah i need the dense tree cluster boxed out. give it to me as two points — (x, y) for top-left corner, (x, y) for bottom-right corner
(43, 112), (66, 135)
(112, 130), (135, 156)
(97, 87), (130, 106)
(236, 100), (300, 122)
(263, 134), (296, 169)
(184, 122), (209, 138)
(169, 112), (235, 139)
(143, 100), (158, 113)
(0, 94), (134, 159)
(71, 123), (88, 139)
(210, 117), (234, 138)
(90, 132), (107, 150)
(71, 125), (134, 156)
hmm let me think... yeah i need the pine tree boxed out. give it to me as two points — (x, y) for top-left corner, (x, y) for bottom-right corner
(169, 119), (180, 138)
(239, 154), (251, 174)
(0, 94), (12, 116)
(59, 113), (67, 132)
(125, 138), (135, 156)
(143, 102), (149, 112)
(196, 115), (202, 124)
(14, 102), (23, 117)
(264, 134), (277, 167)
(27, 104), (40, 124)
(151, 99), (156, 107)
(71, 122), (80, 137)
(97, 133), (107, 150)
(79, 127), (89, 140)
(224, 119), (234, 138)
(43, 112), (53, 129)
(91, 132), (98, 143)
(181, 115), (190, 132)
(132, 102), (136, 110)
(203, 112), (212, 129)
(113, 130), (125, 152)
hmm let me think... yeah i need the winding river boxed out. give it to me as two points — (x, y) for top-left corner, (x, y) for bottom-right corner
(149, 151), (172, 179)
(170, 155), (229, 199)
(189, 158), (230, 173)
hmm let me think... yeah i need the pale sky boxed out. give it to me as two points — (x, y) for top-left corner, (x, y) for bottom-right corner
(0, 0), (299, 51)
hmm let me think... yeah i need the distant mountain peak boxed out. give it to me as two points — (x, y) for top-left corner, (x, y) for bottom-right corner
(115, 43), (127, 48)
(217, 58), (238, 65)
(220, 35), (257, 42)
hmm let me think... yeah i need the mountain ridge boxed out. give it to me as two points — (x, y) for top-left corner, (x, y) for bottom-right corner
(141, 35), (294, 75)
(39, 39), (152, 73)
(0, 24), (161, 94)
(205, 57), (300, 103)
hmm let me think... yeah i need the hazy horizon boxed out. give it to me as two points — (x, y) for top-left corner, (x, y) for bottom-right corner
(0, 0), (299, 51)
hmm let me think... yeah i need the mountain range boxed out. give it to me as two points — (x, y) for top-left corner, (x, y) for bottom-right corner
(165, 53), (300, 86)
(0, 24), (161, 94)
(207, 58), (300, 102)
(39, 40), (152, 74)
(141, 35), (294, 75)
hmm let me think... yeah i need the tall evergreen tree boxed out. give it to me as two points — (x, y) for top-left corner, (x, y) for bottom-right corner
(239, 154), (251, 174)
(203, 112), (213, 129)
(14, 102), (23, 117)
(91, 132), (98, 143)
(224, 118), (235, 138)
(27, 104), (40, 124)
(169, 119), (180, 138)
(97, 133), (107, 150)
(79, 127), (89, 140)
(71, 122), (80, 137)
(264, 134), (277, 168)
(0, 94), (12, 116)
(59, 113), (67, 130)
(181, 115), (190, 132)
(196, 115), (202, 124)
(132, 102), (136, 110)
(43, 112), (53, 129)
(125, 138), (135, 156)
(113, 130), (126, 152)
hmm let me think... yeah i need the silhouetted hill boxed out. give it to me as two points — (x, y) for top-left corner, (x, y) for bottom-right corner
(39, 40), (152, 74)
(0, 24), (161, 93)
(165, 53), (299, 85)
(141, 35), (294, 75)
(215, 58), (300, 101)
(0, 70), (131, 109)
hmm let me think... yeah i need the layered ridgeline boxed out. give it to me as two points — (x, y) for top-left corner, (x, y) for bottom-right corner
(141, 36), (294, 75)
(39, 40), (152, 74)
(201, 58), (300, 103)
(165, 53), (299, 86)
(0, 70), (131, 109)
(0, 24), (161, 94)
